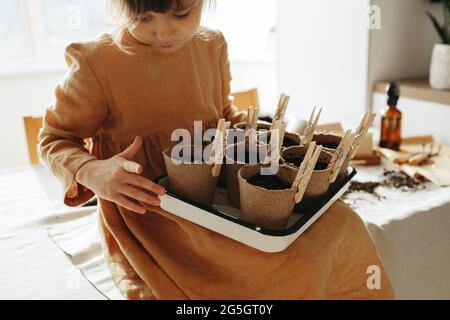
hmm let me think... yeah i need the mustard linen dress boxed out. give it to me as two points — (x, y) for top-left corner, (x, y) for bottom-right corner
(39, 29), (395, 300)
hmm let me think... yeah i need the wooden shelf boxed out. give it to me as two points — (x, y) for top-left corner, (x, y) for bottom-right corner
(374, 78), (450, 106)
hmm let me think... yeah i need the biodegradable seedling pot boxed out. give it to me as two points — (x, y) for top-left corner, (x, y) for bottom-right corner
(162, 144), (219, 206)
(258, 130), (302, 149)
(281, 146), (334, 205)
(312, 133), (350, 182)
(224, 141), (265, 208)
(238, 164), (298, 231)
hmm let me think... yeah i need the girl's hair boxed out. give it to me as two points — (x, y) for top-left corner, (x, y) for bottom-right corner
(108, 0), (213, 52)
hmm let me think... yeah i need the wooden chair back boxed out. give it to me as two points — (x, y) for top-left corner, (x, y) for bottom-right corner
(230, 88), (260, 112)
(23, 116), (43, 165)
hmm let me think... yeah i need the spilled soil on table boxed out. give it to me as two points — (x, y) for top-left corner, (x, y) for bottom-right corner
(343, 169), (428, 200)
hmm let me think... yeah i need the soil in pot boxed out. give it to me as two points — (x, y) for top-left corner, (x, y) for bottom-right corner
(258, 131), (302, 149)
(247, 174), (292, 190)
(283, 155), (329, 170)
(312, 133), (342, 151)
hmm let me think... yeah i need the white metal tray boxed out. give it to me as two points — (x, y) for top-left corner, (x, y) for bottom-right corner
(155, 168), (356, 253)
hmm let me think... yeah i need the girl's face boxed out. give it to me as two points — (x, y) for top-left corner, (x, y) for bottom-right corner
(128, 0), (203, 53)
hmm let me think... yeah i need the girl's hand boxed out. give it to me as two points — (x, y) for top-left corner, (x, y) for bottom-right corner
(75, 136), (166, 214)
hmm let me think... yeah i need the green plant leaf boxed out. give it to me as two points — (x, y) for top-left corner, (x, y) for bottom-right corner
(445, 0), (450, 43)
(427, 11), (448, 43)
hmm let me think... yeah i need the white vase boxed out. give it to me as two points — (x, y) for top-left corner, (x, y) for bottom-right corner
(429, 43), (450, 90)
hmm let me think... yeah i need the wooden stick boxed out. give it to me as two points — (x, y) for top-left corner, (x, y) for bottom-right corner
(312, 106), (322, 128)
(273, 94), (287, 123)
(328, 130), (351, 170)
(211, 119), (225, 151)
(294, 144), (323, 204)
(277, 95), (290, 124)
(328, 130), (355, 183)
(246, 107), (253, 129)
(211, 119), (229, 177)
(349, 112), (376, 159)
(292, 142), (316, 190)
(302, 106), (323, 145)
(251, 107), (259, 130)
(246, 106), (258, 130)
(357, 111), (371, 133)
(265, 120), (284, 163)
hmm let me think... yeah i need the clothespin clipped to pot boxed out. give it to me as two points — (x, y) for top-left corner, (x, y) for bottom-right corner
(265, 119), (286, 164)
(301, 106), (323, 145)
(246, 106), (259, 130)
(328, 130), (355, 183)
(272, 94), (290, 129)
(211, 119), (230, 177)
(292, 142), (323, 204)
(272, 94), (286, 124)
(245, 106), (259, 144)
(349, 111), (376, 159)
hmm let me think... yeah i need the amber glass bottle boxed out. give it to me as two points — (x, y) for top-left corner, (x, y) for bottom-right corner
(379, 81), (402, 151)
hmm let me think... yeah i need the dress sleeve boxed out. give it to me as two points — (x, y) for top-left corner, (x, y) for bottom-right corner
(38, 43), (108, 207)
(219, 33), (247, 125)
(326, 202), (395, 300)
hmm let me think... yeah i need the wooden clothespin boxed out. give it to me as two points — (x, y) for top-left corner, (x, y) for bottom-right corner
(264, 120), (285, 164)
(349, 111), (376, 159)
(272, 94), (290, 128)
(280, 95), (290, 123)
(328, 130), (355, 183)
(273, 94), (286, 123)
(246, 106), (259, 144)
(302, 106), (323, 145)
(246, 106), (259, 130)
(211, 119), (230, 177)
(293, 142), (323, 204)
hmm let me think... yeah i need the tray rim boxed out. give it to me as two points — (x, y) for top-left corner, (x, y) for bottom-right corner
(154, 167), (357, 237)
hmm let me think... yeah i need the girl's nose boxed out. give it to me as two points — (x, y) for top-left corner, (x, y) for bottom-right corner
(154, 21), (173, 42)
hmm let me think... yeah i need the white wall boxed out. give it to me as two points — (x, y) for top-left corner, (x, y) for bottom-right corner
(278, 0), (449, 145)
(230, 62), (278, 115)
(367, 0), (442, 106)
(278, 0), (371, 124)
(368, 0), (449, 144)
(0, 71), (64, 169)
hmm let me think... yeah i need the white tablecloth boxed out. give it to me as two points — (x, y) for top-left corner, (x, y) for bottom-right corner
(1, 164), (450, 299)
(343, 161), (450, 299)
(0, 165), (122, 300)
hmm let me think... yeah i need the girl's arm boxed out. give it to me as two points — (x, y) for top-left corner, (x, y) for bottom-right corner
(39, 43), (165, 212)
(219, 33), (247, 125)
(39, 43), (107, 207)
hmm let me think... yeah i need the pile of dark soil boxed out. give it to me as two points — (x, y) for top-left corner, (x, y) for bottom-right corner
(381, 170), (425, 190)
(344, 169), (427, 199)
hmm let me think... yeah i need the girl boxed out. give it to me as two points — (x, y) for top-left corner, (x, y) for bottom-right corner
(39, 0), (394, 299)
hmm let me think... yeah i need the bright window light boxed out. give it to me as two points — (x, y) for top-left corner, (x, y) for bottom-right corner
(202, 0), (277, 62)
(0, 0), (26, 59)
(0, 0), (277, 75)
(39, 0), (109, 47)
